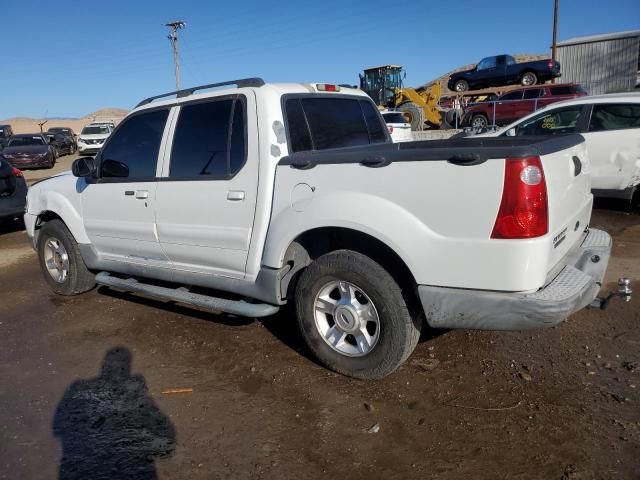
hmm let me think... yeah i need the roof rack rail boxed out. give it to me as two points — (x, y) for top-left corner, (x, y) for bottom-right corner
(135, 77), (265, 108)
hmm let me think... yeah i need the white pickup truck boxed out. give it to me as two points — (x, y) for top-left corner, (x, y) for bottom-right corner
(25, 79), (627, 379)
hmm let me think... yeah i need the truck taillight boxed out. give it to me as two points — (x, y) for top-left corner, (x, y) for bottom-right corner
(491, 156), (548, 239)
(316, 84), (340, 92)
(388, 125), (394, 134)
(547, 60), (554, 69)
(11, 167), (23, 177)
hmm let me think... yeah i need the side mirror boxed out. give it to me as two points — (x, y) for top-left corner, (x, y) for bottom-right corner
(101, 159), (129, 178)
(72, 157), (96, 177)
(506, 128), (517, 137)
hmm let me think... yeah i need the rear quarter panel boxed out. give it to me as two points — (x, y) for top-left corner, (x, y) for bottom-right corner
(262, 153), (584, 292)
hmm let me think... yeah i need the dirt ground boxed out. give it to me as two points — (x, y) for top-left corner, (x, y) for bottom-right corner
(0, 155), (638, 479)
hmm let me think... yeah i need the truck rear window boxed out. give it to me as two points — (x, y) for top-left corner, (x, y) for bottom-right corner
(285, 97), (387, 153)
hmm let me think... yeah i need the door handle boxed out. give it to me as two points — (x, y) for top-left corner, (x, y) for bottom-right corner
(227, 190), (245, 201)
(135, 190), (149, 199)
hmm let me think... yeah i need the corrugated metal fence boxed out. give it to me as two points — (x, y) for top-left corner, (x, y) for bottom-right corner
(556, 36), (640, 95)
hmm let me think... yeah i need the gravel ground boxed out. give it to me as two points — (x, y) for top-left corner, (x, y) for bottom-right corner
(0, 155), (638, 479)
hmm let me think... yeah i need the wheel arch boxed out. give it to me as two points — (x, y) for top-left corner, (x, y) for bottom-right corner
(276, 226), (419, 303)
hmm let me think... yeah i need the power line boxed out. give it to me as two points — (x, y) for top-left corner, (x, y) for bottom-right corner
(165, 20), (186, 90)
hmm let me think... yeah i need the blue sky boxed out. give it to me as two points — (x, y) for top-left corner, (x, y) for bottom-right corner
(3, 0), (639, 118)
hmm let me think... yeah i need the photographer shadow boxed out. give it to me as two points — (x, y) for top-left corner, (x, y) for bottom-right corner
(53, 347), (175, 480)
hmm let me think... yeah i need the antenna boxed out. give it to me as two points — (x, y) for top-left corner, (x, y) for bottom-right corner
(165, 20), (186, 90)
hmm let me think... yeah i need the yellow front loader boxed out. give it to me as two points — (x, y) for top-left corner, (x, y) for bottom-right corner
(359, 65), (443, 130)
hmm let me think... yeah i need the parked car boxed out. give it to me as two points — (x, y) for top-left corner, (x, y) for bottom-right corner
(381, 110), (412, 142)
(25, 79), (617, 379)
(45, 132), (75, 156)
(477, 92), (640, 202)
(47, 127), (77, 150)
(0, 133), (56, 169)
(77, 124), (112, 156)
(448, 54), (561, 92)
(461, 84), (587, 128)
(0, 160), (27, 221)
(0, 124), (14, 150)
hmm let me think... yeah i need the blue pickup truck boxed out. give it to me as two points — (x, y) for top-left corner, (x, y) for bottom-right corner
(448, 55), (561, 92)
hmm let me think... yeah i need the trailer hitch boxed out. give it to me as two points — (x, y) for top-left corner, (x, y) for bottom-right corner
(590, 277), (633, 310)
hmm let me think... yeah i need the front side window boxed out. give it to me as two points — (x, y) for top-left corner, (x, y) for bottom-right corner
(285, 97), (387, 153)
(500, 91), (524, 101)
(382, 113), (408, 124)
(100, 109), (169, 179)
(589, 103), (640, 132)
(477, 57), (497, 70)
(169, 97), (246, 179)
(513, 106), (583, 136)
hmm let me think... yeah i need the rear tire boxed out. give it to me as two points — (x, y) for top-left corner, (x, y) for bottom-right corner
(521, 71), (538, 86)
(37, 219), (95, 295)
(398, 102), (425, 131)
(295, 250), (421, 379)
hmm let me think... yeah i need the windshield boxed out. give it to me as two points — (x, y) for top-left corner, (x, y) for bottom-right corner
(8, 136), (45, 147)
(81, 126), (110, 135)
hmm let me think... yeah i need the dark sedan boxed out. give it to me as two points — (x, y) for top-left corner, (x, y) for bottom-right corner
(0, 159), (27, 221)
(0, 134), (56, 169)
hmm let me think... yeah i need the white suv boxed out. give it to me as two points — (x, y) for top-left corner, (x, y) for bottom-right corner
(77, 124), (113, 156)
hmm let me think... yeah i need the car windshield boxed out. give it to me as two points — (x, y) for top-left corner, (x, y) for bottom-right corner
(8, 136), (45, 146)
(81, 126), (110, 135)
(383, 113), (408, 124)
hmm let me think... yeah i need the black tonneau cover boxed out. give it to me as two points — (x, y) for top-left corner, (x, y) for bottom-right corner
(279, 134), (584, 170)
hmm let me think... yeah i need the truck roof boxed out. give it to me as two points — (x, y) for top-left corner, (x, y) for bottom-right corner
(133, 81), (367, 114)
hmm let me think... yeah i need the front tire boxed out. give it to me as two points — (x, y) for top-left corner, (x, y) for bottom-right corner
(471, 114), (489, 129)
(398, 102), (424, 131)
(295, 250), (421, 379)
(37, 219), (96, 295)
(453, 79), (469, 92)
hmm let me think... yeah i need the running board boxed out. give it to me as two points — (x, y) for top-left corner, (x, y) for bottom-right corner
(95, 272), (280, 318)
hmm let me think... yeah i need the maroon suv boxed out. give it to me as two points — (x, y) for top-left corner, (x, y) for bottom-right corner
(461, 84), (587, 129)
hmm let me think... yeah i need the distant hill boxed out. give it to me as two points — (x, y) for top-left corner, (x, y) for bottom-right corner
(420, 54), (549, 93)
(0, 108), (129, 134)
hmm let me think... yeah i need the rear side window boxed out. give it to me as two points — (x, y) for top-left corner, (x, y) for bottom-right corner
(589, 103), (640, 132)
(170, 97), (246, 178)
(100, 108), (169, 179)
(549, 86), (583, 96)
(523, 88), (543, 99)
(285, 97), (387, 153)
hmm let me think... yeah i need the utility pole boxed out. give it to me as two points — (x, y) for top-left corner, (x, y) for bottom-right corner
(165, 20), (186, 91)
(551, 0), (559, 62)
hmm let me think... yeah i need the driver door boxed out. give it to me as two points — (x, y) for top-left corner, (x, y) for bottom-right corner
(81, 107), (173, 265)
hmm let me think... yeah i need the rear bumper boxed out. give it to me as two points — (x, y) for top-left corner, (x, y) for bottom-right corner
(0, 178), (27, 219)
(419, 228), (611, 330)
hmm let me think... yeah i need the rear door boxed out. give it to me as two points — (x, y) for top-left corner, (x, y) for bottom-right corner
(584, 102), (640, 191)
(154, 93), (259, 279)
(495, 90), (524, 124)
(519, 87), (544, 118)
